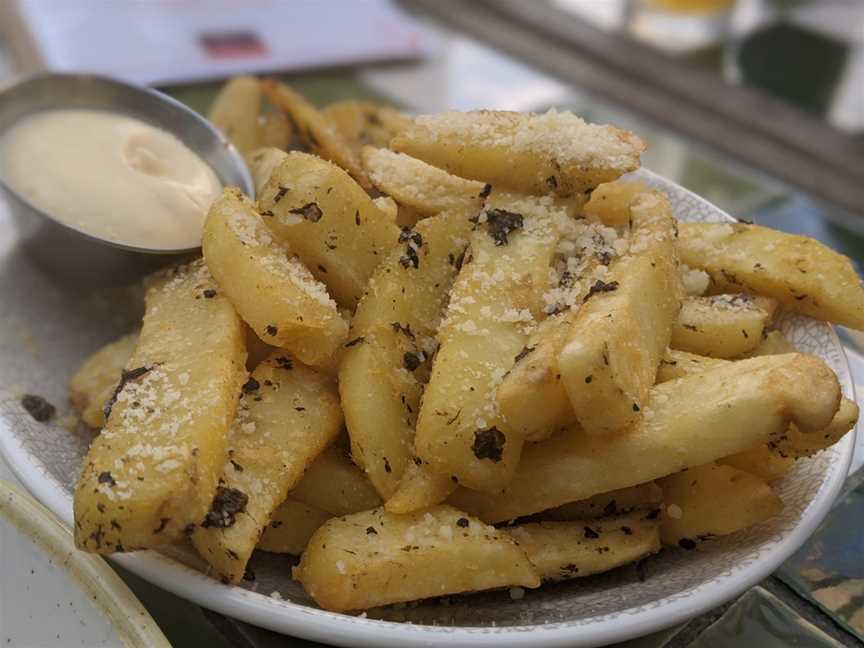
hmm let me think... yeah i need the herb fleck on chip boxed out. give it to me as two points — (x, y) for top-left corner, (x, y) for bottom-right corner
(403, 351), (424, 371)
(202, 487), (249, 529)
(103, 365), (158, 420)
(398, 227), (423, 269)
(288, 202), (323, 222)
(484, 209), (524, 246)
(513, 346), (535, 364)
(391, 322), (416, 339)
(97, 471), (116, 487)
(448, 248), (467, 270)
(584, 280), (620, 301)
(400, 246), (419, 269)
(472, 427), (505, 462)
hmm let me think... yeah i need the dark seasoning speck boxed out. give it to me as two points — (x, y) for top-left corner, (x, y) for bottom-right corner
(472, 428), (505, 462)
(202, 486), (249, 529)
(482, 209), (524, 246)
(21, 394), (55, 422)
(288, 202), (323, 222)
(398, 227), (423, 269)
(103, 364), (159, 420)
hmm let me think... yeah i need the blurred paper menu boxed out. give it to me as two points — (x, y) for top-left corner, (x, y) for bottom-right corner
(2, 0), (429, 85)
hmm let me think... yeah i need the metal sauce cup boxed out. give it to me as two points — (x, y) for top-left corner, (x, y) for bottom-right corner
(0, 73), (253, 285)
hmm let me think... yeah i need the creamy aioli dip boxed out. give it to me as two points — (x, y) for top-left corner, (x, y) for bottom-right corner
(0, 109), (222, 249)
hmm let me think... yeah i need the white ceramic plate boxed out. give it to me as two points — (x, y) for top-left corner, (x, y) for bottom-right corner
(0, 169), (855, 648)
(0, 479), (170, 647)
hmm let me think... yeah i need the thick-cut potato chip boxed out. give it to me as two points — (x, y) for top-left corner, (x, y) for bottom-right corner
(719, 445), (794, 483)
(257, 498), (331, 554)
(243, 325), (275, 371)
(583, 180), (650, 227)
(415, 194), (568, 492)
(341, 208), (474, 498)
(658, 462), (783, 547)
(322, 100), (410, 154)
(391, 110), (645, 197)
(247, 147), (288, 196)
(655, 347), (856, 459)
(677, 222), (864, 330)
(559, 192), (682, 435)
(339, 333), (425, 498)
(384, 461), (458, 514)
(449, 353), (840, 523)
(74, 260), (247, 552)
(671, 294), (777, 358)
(259, 152), (400, 308)
(372, 196), (398, 223)
(203, 188), (347, 367)
(772, 396), (858, 459)
(289, 445), (382, 516)
(191, 352), (342, 583)
(508, 512), (660, 581)
(257, 111), (293, 151)
(295, 505), (540, 612)
(362, 147), (487, 217)
(208, 76), (262, 155)
(495, 212), (626, 442)
(261, 81), (371, 189)
(538, 482), (663, 521)
(655, 349), (729, 383)
(656, 348), (856, 467)
(69, 331), (138, 429)
(745, 330), (796, 357)
(496, 312), (575, 442)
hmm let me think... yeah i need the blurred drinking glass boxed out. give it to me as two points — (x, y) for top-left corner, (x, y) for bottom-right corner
(629, 0), (736, 53)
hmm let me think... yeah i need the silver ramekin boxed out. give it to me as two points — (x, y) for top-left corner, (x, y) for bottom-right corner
(0, 72), (253, 284)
